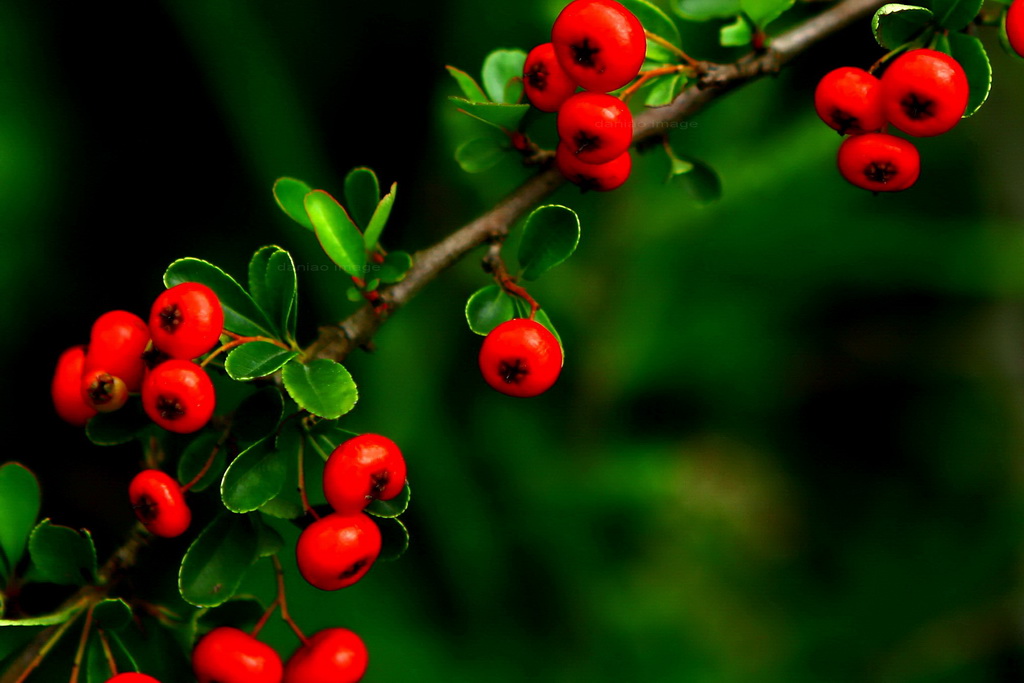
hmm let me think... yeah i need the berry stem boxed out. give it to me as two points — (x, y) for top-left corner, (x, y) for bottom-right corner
(201, 334), (291, 368)
(180, 428), (230, 493)
(273, 555), (308, 645)
(620, 64), (689, 103)
(68, 602), (95, 683)
(97, 629), (117, 677)
(645, 30), (701, 68)
(482, 243), (540, 319)
(295, 435), (321, 520)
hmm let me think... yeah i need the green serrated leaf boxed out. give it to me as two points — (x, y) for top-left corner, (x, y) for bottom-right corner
(932, 0), (983, 30)
(233, 387), (285, 445)
(620, 0), (685, 61)
(446, 65), (489, 102)
(164, 258), (275, 338)
(179, 513), (258, 607)
(177, 432), (226, 493)
(0, 463), (40, 580)
(871, 4), (935, 49)
(28, 520), (97, 586)
(741, 0), (795, 26)
(518, 205), (581, 281)
(344, 167), (380, 230)
(465, 285), (516, 336)
(947, 31), (991, 117)
(482, 49), (527, 103)
(221, 438), (291, 514)
(375, 517), (409, 562)
(365, 483), (411, 519)
(673, 0), (742, 21)
(225, 342), (298, 381)
(451, 98), (531, 132)
(720, 14), (754, 46)
(93, 598), (132, 630)
(304, 190), (367, 277)
(85, 398), (149, 446)
(376, 250), (413, 285)
(272, 177), (314, 230)
(646, 74), (684, 106)
(269, 250), (298, 340)
(282, 359), (358, 419)
(364, 182), (396, 252)
(455, 137), (507, 174)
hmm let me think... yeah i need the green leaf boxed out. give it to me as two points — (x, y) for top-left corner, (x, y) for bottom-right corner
(645, 74), (684, 106)
(932, 0), (982, 30)
(253, 516), (285, 557)
(85, 632), (110, 683)
(533, 308), (563, 350)
(455, 137), (507, 174)
(375, 517), (409, 562)
(518, 204), (581, 281)
(344, 167), (380, 230)
(364, 182), (396, 252)
(465, 285), (515, 336)
(221, 438), (290, 514)
(0, 604), (81, 627)
(177, 432), (226, 494)
(93, 598), (132, 630)
(28, 520), (97, 586)
(247, 246), (297, 341)
(871, 4), (934, 49)
(365, 483), (411, 519)
(164, 258), (275, 338)
(673, 0), (742, 21)
(304, 190), (367, 277)
(179, 513), (258, 607)
(106, 631), (138, 673)
(225, 342), (298, 381)
(450, 98), (530, 132)
(619, 0), (684, 62)
(233, 387), (285, 444)
(85, 398), (149, 446)
(445, 65), (489, 102)
(482, 49), (527, 104)
(741, 0), (795, 27)
(272, 177), (314, 230)
(306, 421), (361, 460)
(720, 14), (754, 46)
(194, 596), (266, 633)
(947, 31), (991, 117)
(0, 463), (39, 580)
(282, 359), (359, 419)
(376, 250), (413, 285)
(259, 496), (304, 520)
(346, 286), (362, 303)
(667, 155), (696, 180)
(672, 157), (722, 203)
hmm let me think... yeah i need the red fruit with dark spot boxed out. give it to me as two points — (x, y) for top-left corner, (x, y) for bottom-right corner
(323, 434), (407, 515)
(141, 359), (215, 433)
(556, 142), (631, 192)
(84, 310), (150, 392)
(81, 368), (128, 413)
(52, 345), (97, 426)
(129, 469), (191, 538)
(814, 66), (886, 135)
(149, 282), (224, 359)
(881, 49), (968, 137)
(523, 42), (578, 113)
(296, 513), (381, 591)
(837, 133), (920, 192)
(557, 92), (633, 165)
(192, 626), (283, 683)
(283, 628), (369, 683)
(478, 318), (563, 397)
(552, 0), (646, 92)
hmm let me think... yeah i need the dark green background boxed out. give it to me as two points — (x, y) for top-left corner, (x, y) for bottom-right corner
(4, 0), (1024, 680)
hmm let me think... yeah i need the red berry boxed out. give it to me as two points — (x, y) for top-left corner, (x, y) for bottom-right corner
(880, 49), (968, 137)
(1008, 0), (1024, 58)
(552, 0), (646, 92)
(556, 142), (631, 192)
(813, 66), (886, 135)
(192, 626), (283, 683)
(52, 345), (97, 426)
(105, 673), (161, 682)
(295, 513), (381, 591)
(323, 434), (407, 515)
(556, 92), (632, 165)
(523, 43), (578, 113)
(837, 133), (920, 192)
(284, 628), (368, 683)
(149, 282), (224, 359)
(129, 469), (191, 538)
(478, 318), (563, 397)
(141, 360), (215, 434)
(84, 310), (150, 392)
(81, 369), (129, 413)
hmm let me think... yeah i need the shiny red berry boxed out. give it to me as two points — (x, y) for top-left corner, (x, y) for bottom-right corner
(192, 626), (283, 683)
(552, 0), (646, 92)
(105, 673), (162, 682)
(837, 133), (920, 192)
(81, 369), (129, 413)
(141, 360), (216, 433)
(523, 43), (578, 113)
(479, 318), (563, 397)
(284, 628), (368, 683)
(52, 345), (97, 426)
(323, 434), (407, 515)
(1008, 0), (1024, 58)
(129, 469), (191, 538)
(149, 282), (224, 359)
(296, 513), (381, 591)
(556, 92), (632, 164)
(84, 310), (150, 392)
(814, 66), (886, 135)
(556, 142), (631, 192)
(881, 49), (968, 137)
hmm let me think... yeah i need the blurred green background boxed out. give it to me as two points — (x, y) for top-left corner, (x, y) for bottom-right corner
(4, 0), (1024, 680)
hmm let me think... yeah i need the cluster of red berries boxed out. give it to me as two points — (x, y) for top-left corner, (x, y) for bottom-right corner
(522, 0), (645, 192)
(814, 48), (969, 192)
(51, 282), (224, 433)
(479, 318), (563, 397)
